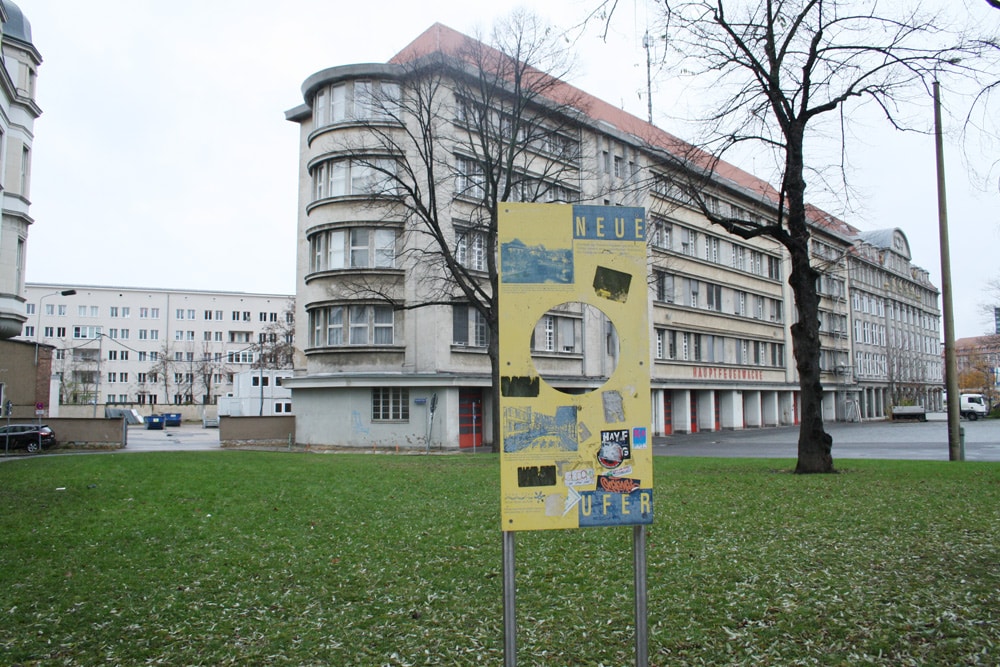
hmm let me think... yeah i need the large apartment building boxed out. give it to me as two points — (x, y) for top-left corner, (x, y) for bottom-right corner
(284, 24), (941, 449)
(18, 284), (294, 413)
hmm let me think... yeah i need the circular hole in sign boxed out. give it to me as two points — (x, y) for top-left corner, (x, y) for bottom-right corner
(531, 301), (619, 395)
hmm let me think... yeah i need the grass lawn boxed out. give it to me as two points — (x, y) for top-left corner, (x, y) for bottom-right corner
(1, 452), (998, 666)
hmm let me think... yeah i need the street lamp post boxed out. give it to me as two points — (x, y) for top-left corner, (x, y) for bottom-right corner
(34, 289), (76, 365)
(933, 79), (962, 461)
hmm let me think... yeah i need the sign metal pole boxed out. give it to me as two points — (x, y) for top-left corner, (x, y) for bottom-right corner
(503, 530), (517, 667)
(633, 524), (649, 667)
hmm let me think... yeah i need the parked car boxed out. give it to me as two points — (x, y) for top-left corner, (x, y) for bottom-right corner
(0, 424), (57, 453)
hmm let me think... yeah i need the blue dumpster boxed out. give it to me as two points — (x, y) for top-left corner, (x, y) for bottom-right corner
(163, 413), (182, 427)
(146, 415), (165, 430)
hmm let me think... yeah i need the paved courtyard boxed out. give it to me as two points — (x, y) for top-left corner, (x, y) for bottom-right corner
(653, 414), (1000, 461)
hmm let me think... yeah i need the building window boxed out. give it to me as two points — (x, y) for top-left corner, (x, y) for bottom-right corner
(227, 350), (255, 364)
(706, 284), (722, 312)
(311, 306), (343, 346)
(705, 236), (719, 263)
(372, 387), (409, 422)
(768, 256), (782, 280)
(455, 156), (485, 199)
(23, 325), (34, 337)
(655, 272), (675, 303)
(681, 228), (698, 257)
(456, 229), (486, 271)
(73, 326), (102, 339)
(650, 219), (671, 250)
(770, 300), (783, 323)
(531, 314), (578, 354)
(732, 245), (746, 271)
(313, 79), (400, 128)
(309, 228), (397, 272)
(452, 305), (489, 348)
(309, 305), (394, 347)
(311, 158), (397, 201)
(20, 145), (30, 195)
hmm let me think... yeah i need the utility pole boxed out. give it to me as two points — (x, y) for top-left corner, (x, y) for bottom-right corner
(934, 79), (962, 461)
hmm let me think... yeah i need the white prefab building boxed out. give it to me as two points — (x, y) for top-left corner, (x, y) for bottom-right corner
(17, 283), (295, 415)
(218, 369), (294, 417)
(283, 24), (941, 450)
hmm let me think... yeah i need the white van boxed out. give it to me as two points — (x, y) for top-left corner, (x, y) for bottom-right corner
(960, 394), (988, 421)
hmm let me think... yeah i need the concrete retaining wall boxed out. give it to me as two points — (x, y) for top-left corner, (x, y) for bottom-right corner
(57, 404), (219, 423)
(220, 416), (295, 448)
(43, 417), (126, 450)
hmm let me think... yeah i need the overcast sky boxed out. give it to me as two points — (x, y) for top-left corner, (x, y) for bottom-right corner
(20, 0), (1000, 339)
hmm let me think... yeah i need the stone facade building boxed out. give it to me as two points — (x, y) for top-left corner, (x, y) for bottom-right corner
(283, 24), (941, 449)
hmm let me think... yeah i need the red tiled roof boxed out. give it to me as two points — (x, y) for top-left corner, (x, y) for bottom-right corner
(956, 336), (1000, 350)
(392, 23), (860, 238)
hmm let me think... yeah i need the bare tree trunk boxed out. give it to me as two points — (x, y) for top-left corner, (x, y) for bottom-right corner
(785, 128), (833, 473)
(789, 280), (834, 473)
(488, 320), (502, 453)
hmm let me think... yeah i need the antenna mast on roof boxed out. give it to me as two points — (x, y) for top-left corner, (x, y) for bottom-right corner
(642, 31), (653, 124)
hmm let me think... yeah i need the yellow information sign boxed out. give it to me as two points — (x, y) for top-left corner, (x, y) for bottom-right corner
(499, 203), (653, 531)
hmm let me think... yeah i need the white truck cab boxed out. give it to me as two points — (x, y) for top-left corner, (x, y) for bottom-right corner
(960, 393), (988, 421)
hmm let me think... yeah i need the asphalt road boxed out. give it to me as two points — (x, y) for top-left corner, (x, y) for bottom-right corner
(653, 414), (1000, 462)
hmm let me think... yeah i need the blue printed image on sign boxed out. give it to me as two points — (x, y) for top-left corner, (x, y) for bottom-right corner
(577, 489), (653, 527)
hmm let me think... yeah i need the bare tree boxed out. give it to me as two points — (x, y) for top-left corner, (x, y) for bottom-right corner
(195, 343), (230, 405)
(979, 277), (1000, 332)
(623, 0), (990, 472)
(148, 342), (174, 406)
(334, 12), (589, 450)
(254, 300), (296, 370)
